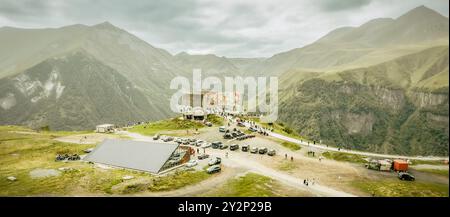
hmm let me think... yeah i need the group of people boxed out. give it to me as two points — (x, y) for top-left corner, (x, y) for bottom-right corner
(284, 153), (294, 161)
(303, 178), (316, 186)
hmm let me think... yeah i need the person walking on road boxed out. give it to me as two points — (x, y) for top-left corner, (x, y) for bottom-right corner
(285, 153), (287, 159)
(226, 152), (229, 158)
(290, 156), (293, 161)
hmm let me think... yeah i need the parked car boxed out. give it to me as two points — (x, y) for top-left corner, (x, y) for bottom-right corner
(208, 157), (222, 166)
(207, 165), (221, 174)
(175, 138), (182, 144)
(250, 147), (259, 154)
(241, 145), (249, 152)
(259, 147), (268, 154)
(398, 172), (415, 181)
(249, 126), (258, 132)
(219, 144), (229, 150)
(268, 149), (276, 156)
(231, 132), (238, 138)
(237, 122), (246, 127)
(163, 136), (173, 142)
(198, 153), (210, 160)
(212, 141), (222, 149)
(186, 160), (198, 167)
(201, 142), (212, 149)
(56, 154), (80, 161)
(230, 144), (239, 151)
(219, 126), (226, 132)
(84, 148), (94, 153)
(205, 122), (213, 127)
(223, 133), (233, 139)
(153, 134), (160, 140)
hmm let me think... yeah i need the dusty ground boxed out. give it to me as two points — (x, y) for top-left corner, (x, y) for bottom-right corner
(121, 119), (360, 196)
(54, 133), (126, 144)
(175, 120), (365, 195)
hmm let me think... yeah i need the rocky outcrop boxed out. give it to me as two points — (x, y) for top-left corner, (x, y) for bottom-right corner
(408, 91), (448, 109)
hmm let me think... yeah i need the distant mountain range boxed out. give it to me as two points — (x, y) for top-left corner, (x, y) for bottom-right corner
(0, 6), (448, 155)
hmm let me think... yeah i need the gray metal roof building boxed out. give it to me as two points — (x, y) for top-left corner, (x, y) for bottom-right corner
(84, 139), (180, 174)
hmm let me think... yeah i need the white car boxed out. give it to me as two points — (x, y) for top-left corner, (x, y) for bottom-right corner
(186, 160), (198, 168)
(201, 142), (212, 148)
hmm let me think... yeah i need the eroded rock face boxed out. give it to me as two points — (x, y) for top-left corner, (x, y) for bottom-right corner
(0, 51), (155, 130)
(0, 93), (16, 110)
(12, 67), (65, 104)
(343, 112), (375, 135)
(279, 79), (449, 155)
(371, 86), (406, 111)
(409, 91), (448, 108)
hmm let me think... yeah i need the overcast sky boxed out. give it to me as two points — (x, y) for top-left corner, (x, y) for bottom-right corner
(0, 0), (448, 58)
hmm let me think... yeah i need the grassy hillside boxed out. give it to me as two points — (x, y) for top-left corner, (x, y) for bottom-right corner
(129, 118), (205, 136)
(279, 47), (449, 156)
(0, 51), (155, 130)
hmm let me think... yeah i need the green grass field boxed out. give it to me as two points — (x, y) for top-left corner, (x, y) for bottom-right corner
(206, 114), (224, 126)
(129, 118), (205, 136)
(239, 116), (313, 143)
(414, 169), (449, 177)
(0, 126), (211, 196)
(352, 179), (449, 197)
(280, 141), (301, 151)
(204, 173), (278, 197)
(410, 159), (447, 165)
(322, 151), (367, 164)
(115, 169), (211, 194)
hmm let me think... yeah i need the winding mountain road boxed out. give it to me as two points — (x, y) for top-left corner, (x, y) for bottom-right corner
(244, 122), (448, 161)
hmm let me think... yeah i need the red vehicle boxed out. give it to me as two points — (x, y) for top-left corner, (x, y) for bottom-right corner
(393, 160), (408, 171)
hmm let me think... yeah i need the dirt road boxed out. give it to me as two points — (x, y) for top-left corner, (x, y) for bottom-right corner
(54, 133), (124, 144)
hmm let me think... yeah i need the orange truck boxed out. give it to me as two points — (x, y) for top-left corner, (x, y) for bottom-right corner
(393, 160), (408, 171)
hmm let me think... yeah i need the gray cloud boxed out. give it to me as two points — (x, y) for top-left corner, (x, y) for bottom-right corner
(317, 0), (372, 12)
(0, 0), (448, 58)
(0, 0), (54, 22)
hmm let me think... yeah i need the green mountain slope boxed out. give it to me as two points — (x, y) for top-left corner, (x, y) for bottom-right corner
(0, 51), (153, 130)
(173, 52), (264, 76)
(279, 46), (449, 156)
(0, 22), (184, 123)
